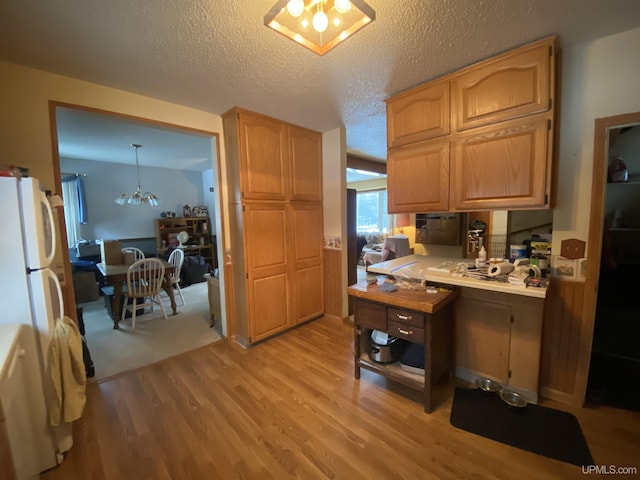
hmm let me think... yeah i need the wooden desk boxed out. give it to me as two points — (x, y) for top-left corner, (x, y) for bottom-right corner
(97, 261), (177, 329)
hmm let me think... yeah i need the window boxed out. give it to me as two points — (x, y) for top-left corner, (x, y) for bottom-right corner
(356, 189), (388, 234)
(61, 174), (88, 247)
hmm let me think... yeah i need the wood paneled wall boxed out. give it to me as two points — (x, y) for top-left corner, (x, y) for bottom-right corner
(323, 248), (343, 321)
(539, 279), (586, 406)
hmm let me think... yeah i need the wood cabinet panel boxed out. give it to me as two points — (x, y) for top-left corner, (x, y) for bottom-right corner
(387, 139), (450, 213)
(238, 112), (288, 201)
(386, 80), (450, 148)
(354, 300), (387, 330)
(243, 204), (288, 277)
(249, 273), (291, 342)
(293, 264), (324, 324)
(289, 126), (322, 202)
(455, 296), (512, 383)
(453, 40), (552, 131)
(290, 203), (324, 324)
(450, 115), (550, 210)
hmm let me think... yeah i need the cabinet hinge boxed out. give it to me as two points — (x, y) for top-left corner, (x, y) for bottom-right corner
(548, 98), (552, 110)
(547, 119), (552, 130)
(549, 45), (553, 57)
(242, 204), (245, 212)
(508, 370), (512, 379)
(246, 272), (249, 279)
(544, 194), (549, 205)
(510, 314), (514, 324)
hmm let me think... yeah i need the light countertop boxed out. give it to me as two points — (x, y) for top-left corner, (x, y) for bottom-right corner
(366, 254), (548, 299)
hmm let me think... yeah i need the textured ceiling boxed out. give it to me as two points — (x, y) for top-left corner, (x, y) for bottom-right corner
(2, 0), (640, 164)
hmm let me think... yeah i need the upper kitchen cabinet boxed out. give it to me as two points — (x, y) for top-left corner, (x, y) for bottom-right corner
(386, 80), (450, 149)
(450, 114), (552, 210)
(229, 109), (289, 202)
(289, 125), (323, 202)
(385, 35), (557, 213)
(387, 138), (450, 213)
(452, 37), (554, 131)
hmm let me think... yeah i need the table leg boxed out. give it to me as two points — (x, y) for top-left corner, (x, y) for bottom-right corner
(111, 282), (123, 330)
(163, 273), (177, 315)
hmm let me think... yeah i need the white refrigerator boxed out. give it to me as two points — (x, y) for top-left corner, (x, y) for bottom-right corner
(0, 176), (73, 477)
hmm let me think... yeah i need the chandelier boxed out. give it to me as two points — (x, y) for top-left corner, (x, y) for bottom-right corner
(115, 144), (159, 206)
(265, 0), (375, 55)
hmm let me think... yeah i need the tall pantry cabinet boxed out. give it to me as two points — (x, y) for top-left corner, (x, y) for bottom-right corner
(223, 108), (324, 345)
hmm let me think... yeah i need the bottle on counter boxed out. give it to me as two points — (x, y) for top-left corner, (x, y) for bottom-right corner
(476, 246), (487, 268)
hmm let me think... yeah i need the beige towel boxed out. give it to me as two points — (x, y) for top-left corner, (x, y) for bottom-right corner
(48, 315), (86, 426)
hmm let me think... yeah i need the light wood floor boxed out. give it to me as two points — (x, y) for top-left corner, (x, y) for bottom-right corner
(41, 316), (640, 480)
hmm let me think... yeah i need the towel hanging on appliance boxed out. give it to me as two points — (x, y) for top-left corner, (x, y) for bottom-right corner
(48, 315), (87, 426)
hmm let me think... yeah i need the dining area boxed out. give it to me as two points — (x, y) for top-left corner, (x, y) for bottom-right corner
(96, 242), (181, 330)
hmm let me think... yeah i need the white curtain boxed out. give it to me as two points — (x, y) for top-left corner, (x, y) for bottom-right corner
(61, 177), (80, 247)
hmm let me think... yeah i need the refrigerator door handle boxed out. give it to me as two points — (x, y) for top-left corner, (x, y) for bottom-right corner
(41, 189), (57, 268)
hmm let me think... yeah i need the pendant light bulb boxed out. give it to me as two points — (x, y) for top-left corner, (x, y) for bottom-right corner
(312, 9), (328, 32)
(334, 0), (352, 14)
(286, 0), (305, 17)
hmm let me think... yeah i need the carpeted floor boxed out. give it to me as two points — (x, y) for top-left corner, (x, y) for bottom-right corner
(79, 281), (222, 381)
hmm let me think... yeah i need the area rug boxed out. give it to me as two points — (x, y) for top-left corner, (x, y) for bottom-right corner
(80, 281), (222, 381)
(449, 387), (594, 467)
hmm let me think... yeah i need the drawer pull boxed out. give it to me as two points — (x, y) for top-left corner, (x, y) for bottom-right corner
(398, 328), (413, 335)
(397, 314), (412, 321)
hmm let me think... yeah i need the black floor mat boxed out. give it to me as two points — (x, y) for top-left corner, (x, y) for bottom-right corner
(450, 387), (594, 467)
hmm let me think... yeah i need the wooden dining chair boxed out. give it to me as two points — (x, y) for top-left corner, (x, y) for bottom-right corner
(121, 247), (145, 261)
(166, 248), (185, 306)
(120, 258), (167, 329)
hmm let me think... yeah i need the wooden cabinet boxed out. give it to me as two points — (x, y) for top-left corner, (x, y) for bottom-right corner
(387, 138), (450, 213)
(454, 287), (545, 402)
(290, 202), (324, 324)
(450, 115), (552, 210)
(386, 80), (450, 148)
(452, 41), (552, 131)
(238, 112), (288, 201)
(154, 216), (215, 267)
(223, 108), (324, 345)
(348, 284), (457, 413)
(289, 125), (323, 202)
(386, 36), (556, 213)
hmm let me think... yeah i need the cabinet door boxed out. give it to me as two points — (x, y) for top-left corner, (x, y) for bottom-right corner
(450, 115), (551, 210)
(289, 126), (322, 202)
(289, 203), (324, 324)
(455, 296), (512, 383)
(386, 80), (450, 148)
(243, 203), (291, 342)
(238, 112), (288, 201)
(452, 40), (552, 131)
(387, 139), (450, 213)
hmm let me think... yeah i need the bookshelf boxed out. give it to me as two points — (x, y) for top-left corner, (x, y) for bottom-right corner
(154, 217), (215, 267)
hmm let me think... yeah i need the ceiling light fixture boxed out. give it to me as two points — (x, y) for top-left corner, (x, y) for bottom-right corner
(265, 0), (375, 55)
(115, 144), (159, 206)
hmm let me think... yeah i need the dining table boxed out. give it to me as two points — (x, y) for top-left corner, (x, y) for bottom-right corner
(96, 260), (177, 329)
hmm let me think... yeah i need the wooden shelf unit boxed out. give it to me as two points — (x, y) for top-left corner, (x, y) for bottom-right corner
(154, 217), (215, 266)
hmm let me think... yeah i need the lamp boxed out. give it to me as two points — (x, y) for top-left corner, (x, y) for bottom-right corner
(265, 0), (375, 55)
(395, 213), (411, 235)
(115, 144), (159, 206)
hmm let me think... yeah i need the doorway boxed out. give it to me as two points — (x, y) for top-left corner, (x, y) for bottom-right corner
(49, 102), (226, 379)
(582, 112), (640, 411)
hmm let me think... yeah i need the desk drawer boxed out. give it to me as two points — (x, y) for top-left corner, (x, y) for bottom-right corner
(355, 300), (387, 331)
(388, 308), (424, 328)
(389, 320), (424, 344)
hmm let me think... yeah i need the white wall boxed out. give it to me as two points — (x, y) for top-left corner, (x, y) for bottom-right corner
(322, 127), (347, 316)
(60, 157), (205, 240)
(552, 26), (640, 253)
